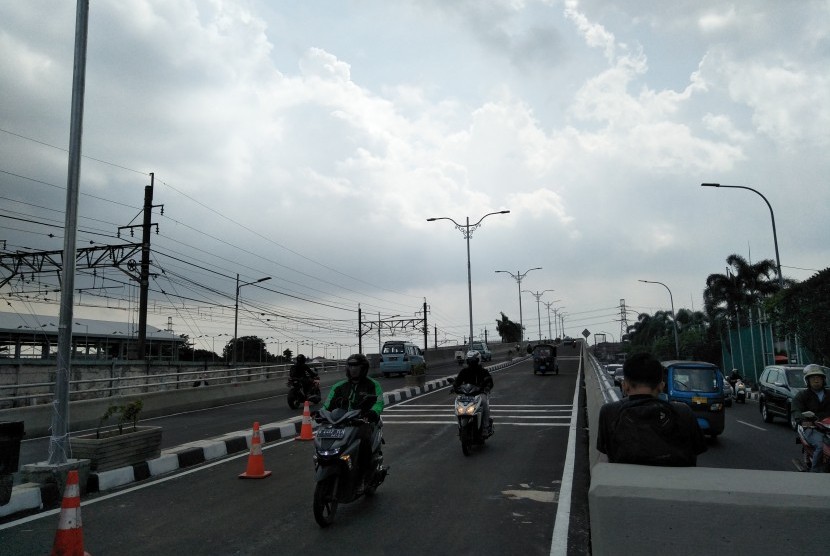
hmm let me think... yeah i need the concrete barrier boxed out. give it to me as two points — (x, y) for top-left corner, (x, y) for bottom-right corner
(584, 350), (830, 555)
(0, 375), (289, 438)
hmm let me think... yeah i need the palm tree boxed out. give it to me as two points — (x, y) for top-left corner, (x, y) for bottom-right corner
(704, 254), (779, 324)
(704, 254), (782, 374)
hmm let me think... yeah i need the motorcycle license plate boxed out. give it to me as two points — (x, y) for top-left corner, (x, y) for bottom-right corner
(458, 395), (476, 403)
(317, 428), (345, 439)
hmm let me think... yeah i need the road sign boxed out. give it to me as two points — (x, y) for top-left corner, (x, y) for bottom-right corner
(582, 329), (590, 338)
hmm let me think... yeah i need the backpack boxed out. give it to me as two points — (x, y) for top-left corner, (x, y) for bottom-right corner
(609, 398), (696, 466)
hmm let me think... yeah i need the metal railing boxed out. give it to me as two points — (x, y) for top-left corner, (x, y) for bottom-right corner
(0, 361), (342, 406)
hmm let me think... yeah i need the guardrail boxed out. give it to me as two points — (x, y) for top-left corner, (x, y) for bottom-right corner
(0, 360), (342, 409)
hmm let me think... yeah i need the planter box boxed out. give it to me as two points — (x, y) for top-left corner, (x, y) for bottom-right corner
(70, 426), (162, 472)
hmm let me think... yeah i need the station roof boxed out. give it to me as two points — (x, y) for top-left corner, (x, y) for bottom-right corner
(0, 312), (181, 341)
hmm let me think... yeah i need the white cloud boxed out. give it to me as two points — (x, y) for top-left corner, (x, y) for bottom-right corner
(1, 0), (828, 351)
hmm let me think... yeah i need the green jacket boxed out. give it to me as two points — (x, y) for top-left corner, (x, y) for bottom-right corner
(323, 376), (384, 415)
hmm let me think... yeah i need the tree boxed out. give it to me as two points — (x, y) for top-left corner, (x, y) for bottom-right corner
(704, 254), (780, 330)
(767, 267), (830, 364)
(223, 335), (270, 363)
(495, 312), (523, 343)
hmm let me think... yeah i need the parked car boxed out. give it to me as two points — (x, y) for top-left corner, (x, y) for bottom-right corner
(758, 364), (830, 430)
(379, 341), (425, 378)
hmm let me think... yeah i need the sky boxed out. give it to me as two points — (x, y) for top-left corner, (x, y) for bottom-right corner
(1, 0), (828, 358)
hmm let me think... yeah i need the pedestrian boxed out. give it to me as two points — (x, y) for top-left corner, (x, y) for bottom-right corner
(597, 352), (707, 466)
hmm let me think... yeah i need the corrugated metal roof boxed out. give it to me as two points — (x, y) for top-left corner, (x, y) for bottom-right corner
(0, 312), (180, 341)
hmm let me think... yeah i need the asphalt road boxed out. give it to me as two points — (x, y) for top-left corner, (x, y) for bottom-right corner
(1, 355), (590, 555)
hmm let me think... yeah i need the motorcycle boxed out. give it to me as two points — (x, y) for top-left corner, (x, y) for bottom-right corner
(311, 396), (388, 527)
(287, 377), (321, 409)
(448, 378), (493, 456)
(794, 413), (830, 473)
(731, 379), (747, 404)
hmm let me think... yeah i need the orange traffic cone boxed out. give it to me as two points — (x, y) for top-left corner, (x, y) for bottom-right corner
(295, 400), (314, 441)
(238, 422), (272, 479)
(51, 469), (91, 556)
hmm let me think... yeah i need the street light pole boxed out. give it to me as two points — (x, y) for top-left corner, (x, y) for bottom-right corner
(427, 210), (510, 350)
(233, 274), (271, 365)
(522, 290), (555, 341)
(495, 267), (541, 344)
(639, 279), (680, 358)
(701, 183), (783, 289)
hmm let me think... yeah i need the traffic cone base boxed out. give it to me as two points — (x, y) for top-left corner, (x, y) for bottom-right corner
(239, 421), (272, 479)
(296, 400), (314, 441)
(51, 469), (92, 556)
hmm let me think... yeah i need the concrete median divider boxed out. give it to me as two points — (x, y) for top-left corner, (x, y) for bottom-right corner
(584, 351), (830, 555)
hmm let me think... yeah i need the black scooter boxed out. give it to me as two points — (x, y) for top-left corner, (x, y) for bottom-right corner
(448, 378), (493, 456)
(312, 396), (388, 527)
(287, 377), (321, 409)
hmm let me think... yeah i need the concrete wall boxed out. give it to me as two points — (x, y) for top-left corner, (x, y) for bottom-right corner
(0, 375), (291, 438)
(583, 348), (830, 555)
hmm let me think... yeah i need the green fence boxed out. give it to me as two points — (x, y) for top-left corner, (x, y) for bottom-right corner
(719, 322), (812, 387)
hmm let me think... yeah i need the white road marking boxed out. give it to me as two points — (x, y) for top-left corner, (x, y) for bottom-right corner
(736, 420), (767, 431)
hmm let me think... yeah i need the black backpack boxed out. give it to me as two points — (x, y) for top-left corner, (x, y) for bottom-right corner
(609, 397), (696, 466)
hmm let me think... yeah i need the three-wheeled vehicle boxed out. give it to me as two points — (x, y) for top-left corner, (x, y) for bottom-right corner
(532, 344), (558, 375)
(661, 360), (725, 436)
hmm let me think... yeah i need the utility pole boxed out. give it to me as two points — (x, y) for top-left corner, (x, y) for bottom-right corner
(118, 173), (163, 360)
(137, 174), (153, 359)
(48, 0), (89, 467)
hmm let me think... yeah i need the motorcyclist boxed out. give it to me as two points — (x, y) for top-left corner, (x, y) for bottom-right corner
(453, 350), (494, 435)
(322, 353), (384, 489)
(792, 364), (830, 472)
(727, 369), (743, 388)
(289, 354), (319, 396)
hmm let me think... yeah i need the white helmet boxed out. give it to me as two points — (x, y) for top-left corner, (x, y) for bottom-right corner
(465, 350), (481, 366)
(803, 364), (827, 386)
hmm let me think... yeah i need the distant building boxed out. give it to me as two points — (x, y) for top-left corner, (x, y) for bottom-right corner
(0, 312), (185, 361)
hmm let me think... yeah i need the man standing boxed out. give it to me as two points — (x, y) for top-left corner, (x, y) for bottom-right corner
(793, 364), (830, 472)
(597, 352), (707, 466)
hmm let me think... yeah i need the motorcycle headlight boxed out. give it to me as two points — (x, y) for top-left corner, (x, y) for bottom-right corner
(465, 405), (476, 416)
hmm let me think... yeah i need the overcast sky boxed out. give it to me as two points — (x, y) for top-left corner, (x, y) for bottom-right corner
(1, 1), (828, 357)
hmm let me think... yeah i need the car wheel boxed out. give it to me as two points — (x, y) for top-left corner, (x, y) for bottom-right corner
(761, 402), (774, 423)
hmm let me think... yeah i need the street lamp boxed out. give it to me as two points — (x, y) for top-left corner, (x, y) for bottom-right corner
(701, 183), (783, 289)
(522, 290), (555, 341)
(233, 274), (271, 365)
(495, 267), (541, 344)
(427, 210), (510, 350)
(639, 279), (680, 358)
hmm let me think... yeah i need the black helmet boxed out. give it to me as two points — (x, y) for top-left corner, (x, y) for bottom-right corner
(346, 353), (370, 382)
(465, 350), (481, 367)
(296, 354), (306, 364)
